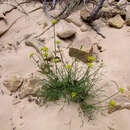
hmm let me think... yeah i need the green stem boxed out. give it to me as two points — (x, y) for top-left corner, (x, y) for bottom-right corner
(92, 91), (119, 105)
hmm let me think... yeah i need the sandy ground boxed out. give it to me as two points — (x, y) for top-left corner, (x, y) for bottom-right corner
(0, 1), (130, 130)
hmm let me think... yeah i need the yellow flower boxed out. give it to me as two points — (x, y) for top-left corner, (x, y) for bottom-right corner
(29, 53), (34, 58)
(53, 58), (57, 63)
(87, 63), (93, 68)
(109, 100), (116, 107)
(43, 53), (48, 57)
(56, 40), (61, 44)
(65, 65), (72, 70)
(41, 47), (48, 52)
(51, 20), (57, 24)
(119, 88), (124, 93)
(72, 92), (77, 98)
(88, 56), (95, 62)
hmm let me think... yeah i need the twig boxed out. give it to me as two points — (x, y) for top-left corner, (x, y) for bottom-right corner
(92, 91), (119, 105)
(88, 23), (106, 39)
(14, 0), (28, 15)
(0, 17), (20, 38)
(2, 1), (30, 15)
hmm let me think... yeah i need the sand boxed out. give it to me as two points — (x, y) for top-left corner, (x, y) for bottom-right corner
(0, 1), (130, 130)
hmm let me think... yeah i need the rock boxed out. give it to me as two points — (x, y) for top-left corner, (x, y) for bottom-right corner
(3, 73), (23, 92)
(19, 75), (41, 99)
(66, 12), (82, 27)
(93, 19), (106, 31)
(56, 20), (76, 39)
(69, 48), (93, 63)
(108, 15), (125, 29)
(69, 34), (95, 63)
(80, 4), (94, 21)
(126, 6), (130, 26)
(80, 24), (90, 32)
(108, 0), (115, 4)
(100, 7), (126, 18)
(49, 9), (61, 18)
(80, 9), (90, 21)
(37, 21), (48, 29)
(117, 0), (127, 6)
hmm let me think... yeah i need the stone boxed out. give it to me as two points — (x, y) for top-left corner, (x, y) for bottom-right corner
(80, 4), (94, 21)
(3, 73), (23, 92)
(117, 0), (127, 6)
(69, 34), (95, 63)
(100, 7), (126, 18)
(56, 20), (76, 39)
(66, 12), (82, 27)
(80, 9), (90, 21)
(37, 21), (48, 29)
(19, 75), (41, 99)
(93, 19), (106, 31)
(126, 6), (130, 26)
(80, 24), (90, 32)
(108, 0), (115, 4)
(108, 15), (125, 29)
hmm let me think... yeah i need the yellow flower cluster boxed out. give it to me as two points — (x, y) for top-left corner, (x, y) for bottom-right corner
(56, 40), (61, 44)
(43, 53), (48, 57)
(53, 58), (57, 63)
(87, 63), (93, 68)
(88, 56), (95, 62)
(29, 53), (34, 58)
(65, 65), (72, 70)
(109, 100), (116, 108)
(72, 92), (77, 98)
(119, 88), (124, 93)
(41, 47), (48, 52)
(51, 20), (57, 24)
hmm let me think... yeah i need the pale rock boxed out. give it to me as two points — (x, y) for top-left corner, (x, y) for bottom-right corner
(108, 15), (125, 29)
(100, 7), (125, 18)
(19, 76), (41, 99)
(93, 19), (106, 31)
(37, 21), (48, 29)
(80, 24), (90, 32)
(49, 9), (61, 18)
(126, 6), (130, 26)
(56, 20), (76, 39)
(3, 73), (23, 92)
(69, 34), (95, 63)
(80, 9), (90, 21)
(117, 0), (127, 6)
(66, 12), (82, 27)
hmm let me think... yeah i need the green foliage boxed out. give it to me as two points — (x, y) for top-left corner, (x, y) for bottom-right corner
(30, 40), (103, 118)
(29, 25), (125, 119)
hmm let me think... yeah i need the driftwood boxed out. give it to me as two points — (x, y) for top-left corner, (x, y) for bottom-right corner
(40, 0), (105, 23)
(86, 0), (105, 23)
